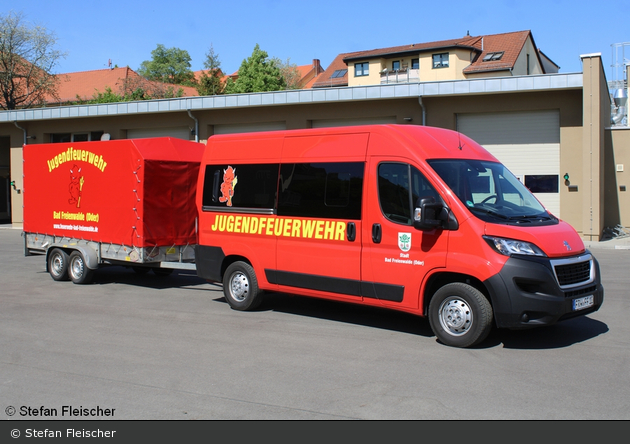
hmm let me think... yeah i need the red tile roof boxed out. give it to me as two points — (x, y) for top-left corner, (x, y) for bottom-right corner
(312, 30), (549, 88)
(48, 67), (199, 104)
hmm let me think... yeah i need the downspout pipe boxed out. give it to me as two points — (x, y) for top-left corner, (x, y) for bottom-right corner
(13, 121), (27, 146)
(187, 109), (199, 143)
(418, 96), (426, 126)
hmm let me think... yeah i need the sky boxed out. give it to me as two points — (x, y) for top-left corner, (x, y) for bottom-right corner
(7, 0), (630, 83)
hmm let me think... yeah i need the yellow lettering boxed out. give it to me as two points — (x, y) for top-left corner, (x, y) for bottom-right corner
(302, 220), (316, 238)
(266, 218), (274, 236)
(292, 219), (301, 237)
(314, 220), (324, 239)
(249, 217), (258, 234)
(335, 221), (346, 241)
(282, 219), (292, 237)
(227, 215), (234, 232)
(324, 221), (335, 240)
(258, 217), (267, 235)
(234, 216), (242, 233)
(274, 218), (284, 236)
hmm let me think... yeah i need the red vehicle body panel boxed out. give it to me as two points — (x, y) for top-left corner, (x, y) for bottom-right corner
(196, 124), (593, 317)
(23, 137), (203, 248)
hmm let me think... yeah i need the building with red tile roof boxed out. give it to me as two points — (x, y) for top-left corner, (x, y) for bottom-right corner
(313, 30), (556, 88)
(46, 67), (199, 105)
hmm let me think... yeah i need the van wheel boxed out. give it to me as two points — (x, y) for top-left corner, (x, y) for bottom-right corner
(48, 248), (70, 281)
(223, 261), (263, 311)
(68, 251), (94, 285)
(428, 283), (493, 348)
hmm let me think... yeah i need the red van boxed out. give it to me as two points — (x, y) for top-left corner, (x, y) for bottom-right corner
(195, 124), (603, 347)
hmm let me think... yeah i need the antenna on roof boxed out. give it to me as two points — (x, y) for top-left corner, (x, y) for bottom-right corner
(108, 59), (112, 70)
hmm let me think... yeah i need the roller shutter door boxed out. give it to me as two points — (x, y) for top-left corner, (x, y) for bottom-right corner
(457, 110), (561, 216)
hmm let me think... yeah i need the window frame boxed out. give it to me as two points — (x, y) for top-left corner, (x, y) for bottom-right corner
(432, 53), (449, 69)
(354, 62), (370, 77)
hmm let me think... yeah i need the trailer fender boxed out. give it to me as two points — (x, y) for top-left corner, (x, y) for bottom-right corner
(47, 243), (99, 271)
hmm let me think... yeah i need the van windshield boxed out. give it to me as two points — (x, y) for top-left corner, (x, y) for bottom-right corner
(427, 159), (558, 225)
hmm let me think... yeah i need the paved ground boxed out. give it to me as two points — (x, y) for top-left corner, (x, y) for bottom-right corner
(0, 226), (628, 420)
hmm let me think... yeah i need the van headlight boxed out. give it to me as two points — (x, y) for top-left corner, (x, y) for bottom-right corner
(483, 236), (546, 257)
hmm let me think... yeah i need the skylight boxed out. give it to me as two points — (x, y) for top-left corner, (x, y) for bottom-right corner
(330, 69), (348, 79)
(483, 52), (504, 62)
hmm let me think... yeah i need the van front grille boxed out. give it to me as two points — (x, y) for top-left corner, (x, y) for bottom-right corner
(551, 255), (593, 289)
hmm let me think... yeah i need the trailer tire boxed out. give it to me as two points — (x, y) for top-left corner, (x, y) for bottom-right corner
(48, 248), (70, 281)
(68, 251), (95, 285)
(223, 261), (263, 311)
(428, 282), (493, 348)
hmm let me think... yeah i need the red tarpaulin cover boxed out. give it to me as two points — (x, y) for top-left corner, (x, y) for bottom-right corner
(23, 137), (204, 247)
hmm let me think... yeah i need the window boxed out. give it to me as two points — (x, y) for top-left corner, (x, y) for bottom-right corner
(482, 52), (504, 62)
(278, 162), (364, 220)
(432, 53), (449, 69)
(354, 62), (369, 77)
(392, 61), (400, 71)
(378, 163), (439, 225)
(330, 69), (347, 79)
(525, 175), (559, 193)
(411, 58), (419, 69)
(50, 132), (104, 143)
(202, 163), (279, 210)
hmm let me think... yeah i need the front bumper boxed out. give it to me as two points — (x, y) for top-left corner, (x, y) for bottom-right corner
(484, 251), (604, 329)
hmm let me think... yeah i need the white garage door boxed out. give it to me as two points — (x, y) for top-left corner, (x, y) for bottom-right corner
(457, 110), (561, 217)
(127, 127), (191, 140)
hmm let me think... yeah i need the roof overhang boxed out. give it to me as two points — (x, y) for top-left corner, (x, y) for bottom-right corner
(2, 72), (583, 123)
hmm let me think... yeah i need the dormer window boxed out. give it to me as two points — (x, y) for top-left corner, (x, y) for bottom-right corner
(354, 62), (369, 77)
(432, 53), (449, 69)
(483, 52), (504, 62)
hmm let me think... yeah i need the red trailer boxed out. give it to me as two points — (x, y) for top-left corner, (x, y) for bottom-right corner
(23, 137), (204, 283)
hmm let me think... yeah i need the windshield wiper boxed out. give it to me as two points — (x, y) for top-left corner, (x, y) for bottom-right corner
(469, 206), (510, 220)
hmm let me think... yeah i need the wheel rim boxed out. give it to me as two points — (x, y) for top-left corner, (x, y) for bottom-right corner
(51, 253), (65, 277)
(229, 271), (249, 302)
(438, 296), (473, 336)
(70, 256), (84, 279)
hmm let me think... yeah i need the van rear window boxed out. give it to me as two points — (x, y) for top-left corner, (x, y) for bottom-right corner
(278, 162), (364, 220)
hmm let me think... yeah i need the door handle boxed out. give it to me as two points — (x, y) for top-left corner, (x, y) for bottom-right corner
(372, 223), (381, 243)
(347, 222), (356, 242)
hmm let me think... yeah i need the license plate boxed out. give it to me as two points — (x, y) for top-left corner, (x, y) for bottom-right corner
(573, 295), (594, 311)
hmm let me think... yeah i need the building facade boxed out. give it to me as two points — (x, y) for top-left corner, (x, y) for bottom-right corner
(1, 54), (627, 242)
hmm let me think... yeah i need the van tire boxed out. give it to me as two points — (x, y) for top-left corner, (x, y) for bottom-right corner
(68, 251), (95, 285)
(48, 248), (70, 281)
(428, 282), (493, 348)
(223, 261), (263, 311)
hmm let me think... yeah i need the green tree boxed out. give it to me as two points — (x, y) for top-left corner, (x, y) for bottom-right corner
(196, 44), (224, 96)
(138, 44), (195, 86)
(224, 44), (286, 94)
(0, 11), (66, 109)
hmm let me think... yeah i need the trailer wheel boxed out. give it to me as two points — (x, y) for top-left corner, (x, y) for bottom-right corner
(68, 251), (95, 285)
(428, 282), (493, 348)
(48, 248), (70, 281)
(223, 261), (263, 311)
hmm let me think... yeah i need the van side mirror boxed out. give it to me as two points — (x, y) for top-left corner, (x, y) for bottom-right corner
(413, 197), (446, 230)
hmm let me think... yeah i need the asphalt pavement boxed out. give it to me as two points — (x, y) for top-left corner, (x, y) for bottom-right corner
(0, 225), (628, 421)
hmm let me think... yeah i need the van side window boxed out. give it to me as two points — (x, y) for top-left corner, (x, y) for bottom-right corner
(378, 163), (439, 225)
(202, 164), (279, 210)
(278, 162), (364, 220)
